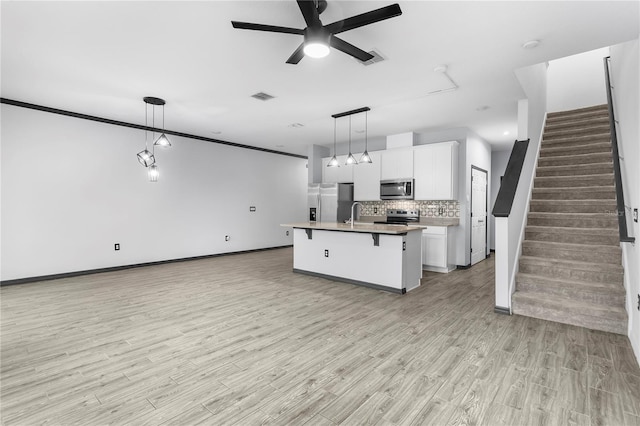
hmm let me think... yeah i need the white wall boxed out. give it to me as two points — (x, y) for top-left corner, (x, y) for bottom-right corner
(1, 105), (308, 281)
(547, 47), (609, 112)
(464, 132), (492, 265)
(490, 149), (511, 250)
(495, 62), (547, 310)
(610, 39), (640, 366)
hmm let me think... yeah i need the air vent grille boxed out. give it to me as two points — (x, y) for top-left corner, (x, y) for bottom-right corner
(251, 92), (275, 101)
(360, 50), (385, 66)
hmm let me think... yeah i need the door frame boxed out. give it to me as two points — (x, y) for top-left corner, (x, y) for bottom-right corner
(470, 165), (488, 264)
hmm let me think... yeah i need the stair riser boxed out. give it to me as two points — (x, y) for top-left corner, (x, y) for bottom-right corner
(532, 190), (615, 200)
(512, 301), (626, 335)
(547, 107), (609, 121)
(536, 164), (613, 177)
(538, 153), (612, 167)
(529, 202), (617, 214)
(544, 126), (610, 139)
(544, 117), (610, 132)
(522, 246), (621, 264)
(515, 280), (625, 306)
(542, 136), (611, 149)
(540, 144), (611, 157)
(527, 216), (617, 229)
(525, 230), (619, 246)
(534, 175), (614, 188)
(519, 262), (623, 284)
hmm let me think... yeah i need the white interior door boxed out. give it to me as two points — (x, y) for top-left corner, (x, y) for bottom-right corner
(471, 167), (487, 265)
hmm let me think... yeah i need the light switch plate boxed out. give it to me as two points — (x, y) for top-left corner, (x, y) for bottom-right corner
(633, 208), (638, 223)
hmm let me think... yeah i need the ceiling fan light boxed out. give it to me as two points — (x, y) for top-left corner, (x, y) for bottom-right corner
(359, 150), (372, 164)
(153, 133), (171, 148)
(327, 155), (339, 167)
(137, 149), (155, 167)
(303, 42), (330, 58)
(345, 153), (358, 165)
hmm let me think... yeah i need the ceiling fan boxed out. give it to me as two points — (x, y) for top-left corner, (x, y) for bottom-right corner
(231, 0), (402, 64)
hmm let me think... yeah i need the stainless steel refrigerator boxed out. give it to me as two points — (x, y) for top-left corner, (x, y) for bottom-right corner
(308, 183), (354, 223)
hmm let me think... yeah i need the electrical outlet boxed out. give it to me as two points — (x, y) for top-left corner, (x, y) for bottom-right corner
(114, 243), (120, 251)
(374, 207), (378, 214)
(324, 249), (329, 258)
(634, 208), (638, 223)
(286, 230), (289, 236)
(225, 235), (230, 241)
(637, 294), (639, 311)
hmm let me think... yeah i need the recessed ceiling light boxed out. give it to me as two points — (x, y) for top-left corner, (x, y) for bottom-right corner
(476, 105), (490, 111)
(211, 130), (222, 135)
(433, 65), (447, 73)
(275, 144), (285, 148)
(288, 123), (304, 128)
(503, 131), (510, 136)
(522, 40), (540, 49)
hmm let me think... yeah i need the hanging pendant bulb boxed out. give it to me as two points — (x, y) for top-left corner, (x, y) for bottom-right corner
(359, 110), (372, 164)
(148, 164), (159, 182)
(153, 104), (172, 148)
(327, 117), (340, 168)
(153, 133), (171, 148)
(345, 115), (357, 165)
(137, 149), (155, 167)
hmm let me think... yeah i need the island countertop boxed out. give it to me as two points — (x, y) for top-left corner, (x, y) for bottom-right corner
(281, 222), (424, 235)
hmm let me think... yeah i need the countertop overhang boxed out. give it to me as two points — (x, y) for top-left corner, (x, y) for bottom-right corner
(281, 222), (423, 235)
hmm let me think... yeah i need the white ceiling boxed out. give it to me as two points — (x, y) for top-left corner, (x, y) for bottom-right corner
(2, 1), (638, 156)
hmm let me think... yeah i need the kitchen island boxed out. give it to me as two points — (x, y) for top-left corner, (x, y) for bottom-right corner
(281, 222), (423, 293)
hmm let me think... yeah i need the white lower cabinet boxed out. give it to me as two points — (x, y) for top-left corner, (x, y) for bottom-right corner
(422, 226), (456, 273)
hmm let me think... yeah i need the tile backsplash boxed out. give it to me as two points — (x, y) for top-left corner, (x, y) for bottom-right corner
(360, 200), (460, 218)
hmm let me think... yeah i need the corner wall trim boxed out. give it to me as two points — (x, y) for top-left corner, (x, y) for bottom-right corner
(0, 98), (307, 160)
(0, 245), (293, 286)
(494, 306), (511, 315)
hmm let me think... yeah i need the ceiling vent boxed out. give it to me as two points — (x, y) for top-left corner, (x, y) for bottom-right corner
(359, 50), (385, 66)
(251, 92), (275, 101)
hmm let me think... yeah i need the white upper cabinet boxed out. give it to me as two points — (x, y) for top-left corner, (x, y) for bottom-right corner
(413, 141), (459, 200)
(322, 155), (354, 183)
(380, 148), (413, 180)
(354, 151), (381, 201)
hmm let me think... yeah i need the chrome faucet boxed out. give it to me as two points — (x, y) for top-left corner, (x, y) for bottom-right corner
(350, 202), (362, 228)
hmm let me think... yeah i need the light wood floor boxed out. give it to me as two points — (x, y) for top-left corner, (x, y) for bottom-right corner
(1, 248), (639, 425)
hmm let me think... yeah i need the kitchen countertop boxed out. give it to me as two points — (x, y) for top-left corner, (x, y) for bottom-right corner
(282, 222), (424, 235)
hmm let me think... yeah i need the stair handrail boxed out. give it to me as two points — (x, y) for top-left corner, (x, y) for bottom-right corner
(603, 56), (635, 243)
(492, 139), (530, 217)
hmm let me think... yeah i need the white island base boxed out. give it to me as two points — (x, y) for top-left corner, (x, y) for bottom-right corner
(286, 223), (423, 294)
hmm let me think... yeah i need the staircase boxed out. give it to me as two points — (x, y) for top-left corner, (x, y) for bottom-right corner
(512, 104), (627, 335)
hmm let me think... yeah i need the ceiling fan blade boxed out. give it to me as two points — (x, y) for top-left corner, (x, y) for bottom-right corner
(231, 21), (304, 35)
(324, 3), (402, 35)
(297, 0), (321, 28)
(330, 35), (374, 62)
(286, 43), (306, 64)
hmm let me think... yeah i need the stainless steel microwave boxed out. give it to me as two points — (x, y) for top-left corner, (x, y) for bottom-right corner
(380, 179), (414, 200)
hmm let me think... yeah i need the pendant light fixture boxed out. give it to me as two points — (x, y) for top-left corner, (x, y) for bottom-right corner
(153, 99), (172, 148)
(138, 97), (171, 182)
(137, 100), (155, 167)
(345, 115), (358, 165)
(327, 117), (339, 167)
(359, 109), (372, 164)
